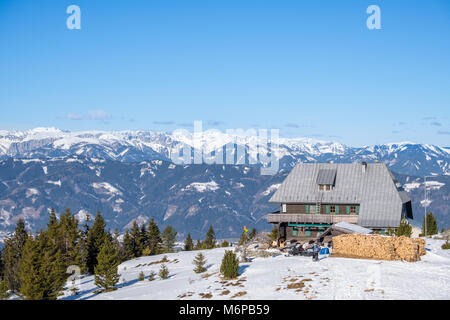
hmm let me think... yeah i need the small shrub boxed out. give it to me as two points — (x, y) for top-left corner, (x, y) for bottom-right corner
(221, 241), (229, 247)
(386, 227), (395, 236)
(159, 264), (169, 279)
(148, 271), (156, 281)
(161, 255), (169, 263)
(193, 252), (207, 273)
(267, 225), (278, 244)
(0, 279), (10, 300)
(442, 240), (450, 250)
(142, 247), (152, 256)
(220, 250), (239, 279)
(138, 271), (145, 281)
(396, 218), (412, 237)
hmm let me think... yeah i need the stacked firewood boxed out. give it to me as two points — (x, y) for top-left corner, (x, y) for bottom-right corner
(333, 234), (426, 262)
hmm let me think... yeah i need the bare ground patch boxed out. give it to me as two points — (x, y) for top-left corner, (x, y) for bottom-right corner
(231, 291), (247, 298)
(220, 290), (230, 296)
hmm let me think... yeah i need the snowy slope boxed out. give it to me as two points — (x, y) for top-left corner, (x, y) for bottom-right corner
(61, 238), (450, 300)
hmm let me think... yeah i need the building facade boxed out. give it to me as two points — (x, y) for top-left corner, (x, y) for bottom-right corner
(267, 162), (413, 243)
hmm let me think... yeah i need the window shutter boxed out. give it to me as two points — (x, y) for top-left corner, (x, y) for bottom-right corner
(305, 205), (309, 214)
(336, 205), (340, 214)
(326, 205), (330, 214)
(356, 206), (360, 215)
(346, 206), (350, 214)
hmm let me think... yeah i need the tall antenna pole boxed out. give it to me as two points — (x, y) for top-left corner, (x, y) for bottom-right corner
(424, 176), (427, 237)
(423, 175), (435, 237)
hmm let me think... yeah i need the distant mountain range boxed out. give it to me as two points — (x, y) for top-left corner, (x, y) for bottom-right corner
(0, 128), (448, 238)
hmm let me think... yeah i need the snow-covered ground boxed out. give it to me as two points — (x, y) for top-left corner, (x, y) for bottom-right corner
(61, 238), (450, 300)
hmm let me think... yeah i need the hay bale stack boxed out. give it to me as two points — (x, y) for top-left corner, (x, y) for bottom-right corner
(413, 238), (426, 256)
(333, 234), (424, 262)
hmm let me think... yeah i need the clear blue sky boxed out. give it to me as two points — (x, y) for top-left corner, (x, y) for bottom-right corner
(1, 0), (449, 146)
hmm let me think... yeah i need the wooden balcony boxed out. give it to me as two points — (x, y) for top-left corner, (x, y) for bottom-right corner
(267, 213), (359, 224)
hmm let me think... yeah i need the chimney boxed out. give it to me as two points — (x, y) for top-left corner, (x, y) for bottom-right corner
(362, 161), (367, 173)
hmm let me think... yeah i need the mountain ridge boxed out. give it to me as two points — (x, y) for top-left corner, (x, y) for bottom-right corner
(1, 127), (449, 176)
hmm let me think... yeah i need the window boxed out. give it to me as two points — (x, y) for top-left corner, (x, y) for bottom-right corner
(282, 204), (287, 213)
(292, 227), (311, 237)
(319, 184), (332, 191)
(325, 184), (331, 191)
(330, 205), (336, 213)
(319, 184), (324, 191)
(350, 206), (356, 214)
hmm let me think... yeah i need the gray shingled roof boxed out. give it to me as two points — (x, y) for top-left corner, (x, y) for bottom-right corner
(269, 163), (411, 228)
(316, 168), (337, 185)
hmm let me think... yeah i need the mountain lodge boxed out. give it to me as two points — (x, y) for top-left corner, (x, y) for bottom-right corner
(267, 162), (413, 244)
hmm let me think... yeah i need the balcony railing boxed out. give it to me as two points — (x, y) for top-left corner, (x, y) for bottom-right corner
(267, 213), (359, 224)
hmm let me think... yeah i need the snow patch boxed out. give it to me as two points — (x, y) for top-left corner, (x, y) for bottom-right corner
(184, 181), (219, 192)
(46, 180), (61, 187)
(26, 188), (39, 197)
(91, 182), (122, 195)
(262, 183), (281, 196)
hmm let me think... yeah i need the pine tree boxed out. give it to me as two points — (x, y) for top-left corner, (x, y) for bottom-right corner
(78, 217), (90, 274)
(130, 221), (144, 257)
(267, 225), (279, 244)
(47, 208), (60, 244)
(396, 218), (412, 237)
(148, 270), (156, 281)
(184, 233), (194, 251)
(138, 271), (145, 281)
(386, 227), (395, 236)
(0, 250), (4, 279)
(18, 235), (41, 299)
(3, 219), (28, 293)
(193, 252), (207, 273)
(19, 232), (66, 300)
(86, 211), (107, 274)
(248, 228), (257, 240)
(421, 212), (438, 236)
(38, 232), (66, 300)
(195, 239), (203, 250)
(122, 229), (134, 260)
(147, 219), (162, 255)
(159, 264), (169, 279)
(57, 209), (82, 268)
(94, 237), (120, 292)
(204, 226), (216, 249)
(220, 250), (239, 279)
(112, 229), (127, 263)
(238, 231), (247, 246)
(161, 225), (177, 253)
(142, 247), (152, 256)
(0, 278), (9, 300)
(140, 223), (148, 252)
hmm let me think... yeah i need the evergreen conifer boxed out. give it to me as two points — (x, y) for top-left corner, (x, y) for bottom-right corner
(147, 219), (162, 255)
(193, 252), (207, 273)
(184, 233), (194, 251)
(94, 237), (120, 292)
(204, 226), (216, 249)
(161, 225), (177, 253)
(396, 218), (412, 237)
(220, 250), (239, 279)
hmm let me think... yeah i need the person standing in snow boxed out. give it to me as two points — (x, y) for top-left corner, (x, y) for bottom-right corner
(312, 242), (320, 262)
